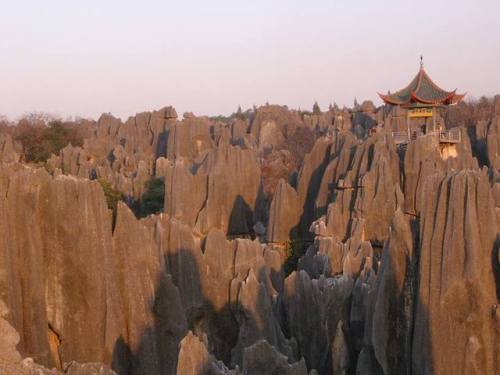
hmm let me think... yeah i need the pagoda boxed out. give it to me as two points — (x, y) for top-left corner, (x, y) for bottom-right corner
(378, 57), (465, 144)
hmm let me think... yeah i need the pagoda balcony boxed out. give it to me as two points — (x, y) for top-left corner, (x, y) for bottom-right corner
(391, 127), (461, 145)
(439, 127), (461, 143)
(392, 131), (410, 145)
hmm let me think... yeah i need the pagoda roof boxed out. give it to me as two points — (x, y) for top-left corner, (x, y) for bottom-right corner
(378, 65), (465, 107)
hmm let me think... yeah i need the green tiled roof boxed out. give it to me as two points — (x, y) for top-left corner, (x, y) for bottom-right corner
(379, 67), (463, 106)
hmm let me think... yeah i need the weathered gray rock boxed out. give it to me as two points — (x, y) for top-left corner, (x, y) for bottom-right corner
(315, 132), (358, 216)
(163, 159), (208, 228)
(321, 132), (400, 244)
(0, 299), (24, 372)
(194, 142), (261, 236)
(199, 229), (239, 362)
(371, 209), (416, 375)
(0, 298), (116, 375)
(344, 256), (377, 372)
(41, 176), (116, 366)
(166, 117), (214, 161)
(413, 170), (498, 375)
(267, 179), (301, 242)
(231, 268), (295, 367)
(230, 119), (248, 146)
(300, 218), (373, 283)
(111, 204), (189, 375)
(249, 105), (302, 144)
(0, 166), (53, 366)
(0, 134), (21, 163)
(486, 116), (500, 169)
(403, 129), (478, 216)
(177, 331), (236, 375)
(242, 340), (308, 375)
(164, 141), (261, 236)
(296, 137), (332, 238)
(282, 270), (353, 374)
(63, 362), (117, 375)
(0, 166), (189, 374)
(331, 321), (350, 375)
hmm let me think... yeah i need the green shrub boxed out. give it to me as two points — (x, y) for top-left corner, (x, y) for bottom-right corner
(97, 178), (123, 210)
(283, 239), (306, 276)
(139, 177), (165, 217)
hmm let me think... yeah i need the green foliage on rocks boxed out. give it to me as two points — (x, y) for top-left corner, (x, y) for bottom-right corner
(139, 177), (165, 217)
(97, 178), (123, 211)
(283, 239), (307, 276)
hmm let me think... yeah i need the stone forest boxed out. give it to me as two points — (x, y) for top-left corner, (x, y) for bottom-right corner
(0, 66), (499, 375)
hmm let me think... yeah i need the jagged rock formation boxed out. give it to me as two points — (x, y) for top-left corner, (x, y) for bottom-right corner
(0, 134), (20, 163)
(321, 132), (401, 245)
(0, 298), (116, 375)
(242, 340), (307, 375)
(486, 116), (500, 169)
(282, 270), (353, 373)
(267, 179), (301, 242)
(403, 129), (477, 215)
(163, 139), (261, 236)
(176, 332), (236, 375)
(371, 209), (416, 374)
(0, 163), (303, 374)
(413, 170), (499, 375)
(249, 105), (302, 150)
(1, 101), (500, 375)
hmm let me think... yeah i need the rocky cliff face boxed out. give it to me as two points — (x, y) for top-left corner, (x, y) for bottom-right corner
(413, 170), (498, 375)
(0, 134), (20, 163)
(1, 103), (499, 375)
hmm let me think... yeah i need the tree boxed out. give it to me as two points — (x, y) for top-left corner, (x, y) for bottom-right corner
(353, 97), (360, 110)
(13, 118), (85, 163)
(312, 101), (321, 115)
(235, 105), (246, 121)
(139, 177), (165, 217)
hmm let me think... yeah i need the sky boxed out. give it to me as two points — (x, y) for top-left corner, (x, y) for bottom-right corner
(1, 0), (500, 121)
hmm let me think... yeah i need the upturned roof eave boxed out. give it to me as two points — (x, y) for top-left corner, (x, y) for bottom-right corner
(378, 65), (465, 107)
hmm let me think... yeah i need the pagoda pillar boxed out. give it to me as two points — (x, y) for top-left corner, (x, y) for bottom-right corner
(432, 108), (436, 132)
(407, 112), (410, 139)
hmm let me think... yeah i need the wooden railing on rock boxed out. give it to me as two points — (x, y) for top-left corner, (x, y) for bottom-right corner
(391, 127), (461, 146)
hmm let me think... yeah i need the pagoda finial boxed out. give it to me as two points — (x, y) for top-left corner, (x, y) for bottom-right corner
(420, 55), (424, 69)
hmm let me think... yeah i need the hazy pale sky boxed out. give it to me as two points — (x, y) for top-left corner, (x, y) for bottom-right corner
(1, 0), (499, 120)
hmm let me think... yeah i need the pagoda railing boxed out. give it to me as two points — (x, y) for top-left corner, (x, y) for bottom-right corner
(391, 128), (461, 145)
(392, 131), (409, 145)
(439, 127), (461, 143)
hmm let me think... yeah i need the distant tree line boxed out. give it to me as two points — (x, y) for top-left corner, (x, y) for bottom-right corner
(445, 95), (499, 128)
(209, 105), (257, 123)
(2, 114), (89, 163)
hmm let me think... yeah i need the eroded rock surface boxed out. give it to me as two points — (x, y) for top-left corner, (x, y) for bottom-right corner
(1, 102), (499, 375)
(413, 170), (498, 375)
